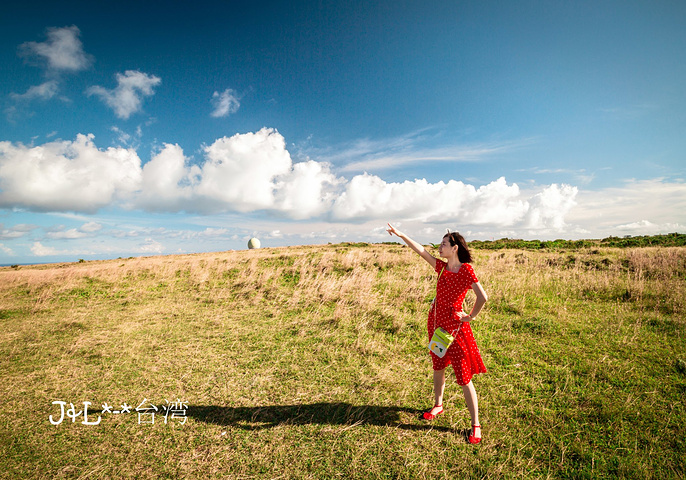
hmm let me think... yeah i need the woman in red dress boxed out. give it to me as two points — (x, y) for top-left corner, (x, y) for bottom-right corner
(387, 223), (488, 444)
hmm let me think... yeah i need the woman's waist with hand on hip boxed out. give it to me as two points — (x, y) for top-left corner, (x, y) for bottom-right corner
(430, 302), (469, 317)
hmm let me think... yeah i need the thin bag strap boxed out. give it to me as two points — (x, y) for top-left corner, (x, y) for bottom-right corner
(434, 264), (461, 338)
(434, 265), (445, 331)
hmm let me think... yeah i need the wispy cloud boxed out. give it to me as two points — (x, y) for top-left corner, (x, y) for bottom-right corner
(111, 125), (145, 147)
(0, 243), (14, 256)
(520, 167), (596, 185)
(30, 241), (94, 257)
(87, 70), (161, 119)
(45, 221), (102, 239)
(5, 81), (70, 122)
(568, 178), (686, 235)
(18, 25), (93, 73)
(308, 130), (535, 173)
(339, 143), (521, 173)
(8, 26), (92, 120)
(10, 81), (60, 101)
(210, 89), (241, 118)
(598, 103), (658, 121)
(1, 223), (37, 240)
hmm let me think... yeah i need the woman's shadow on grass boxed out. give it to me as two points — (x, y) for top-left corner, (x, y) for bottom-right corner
(189, 403), (455, 433)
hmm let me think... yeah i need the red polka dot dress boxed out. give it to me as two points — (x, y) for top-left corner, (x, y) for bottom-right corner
(428, 259), (487, 385)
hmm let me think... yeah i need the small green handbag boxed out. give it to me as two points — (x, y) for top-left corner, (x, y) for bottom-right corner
(429, 327), (454, 358)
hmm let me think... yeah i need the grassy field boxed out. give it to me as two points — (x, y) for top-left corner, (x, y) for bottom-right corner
(1, 242), (684, 479)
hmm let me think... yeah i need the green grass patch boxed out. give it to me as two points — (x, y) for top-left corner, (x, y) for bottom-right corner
(0, 243), (684, 479)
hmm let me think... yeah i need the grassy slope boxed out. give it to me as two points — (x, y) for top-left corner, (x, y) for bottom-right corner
(0, 243), (684, 479)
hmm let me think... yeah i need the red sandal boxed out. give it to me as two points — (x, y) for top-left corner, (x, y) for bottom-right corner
(468, 425), (481, 444)
(421, 405), (444, 420)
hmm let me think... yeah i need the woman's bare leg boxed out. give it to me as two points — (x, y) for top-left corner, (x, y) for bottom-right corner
(432, 369), (446, 412)
(461, 380), (481, 438)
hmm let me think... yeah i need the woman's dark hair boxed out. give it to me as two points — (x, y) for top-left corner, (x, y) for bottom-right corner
(444, 232), (472, 263)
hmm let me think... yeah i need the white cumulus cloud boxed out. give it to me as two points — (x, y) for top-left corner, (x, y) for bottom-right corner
(87, 70), (161, 119)
(211, 89), (241, 118)
(331, 175), (538, 227)
(0, 129), (583, 236)
(0, 134), (142, 212)
(522, 183), (578, 230)
(138, 143), (198, 211)
(273, 160), (341, 219)
(137, 238), (165, 254)
(194, 128), (298, 212)
(138, 128), (341, 217)
(31, 241), (58, 256)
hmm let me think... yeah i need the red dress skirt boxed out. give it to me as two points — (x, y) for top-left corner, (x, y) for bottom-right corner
(428, 259), (487, 385)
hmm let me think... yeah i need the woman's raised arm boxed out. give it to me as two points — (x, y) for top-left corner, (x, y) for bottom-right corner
(386, 223), (437, 269)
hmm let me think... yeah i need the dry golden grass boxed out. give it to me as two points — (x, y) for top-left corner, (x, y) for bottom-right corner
(1, 243), (684, 479)
(4, 244), (683, 317)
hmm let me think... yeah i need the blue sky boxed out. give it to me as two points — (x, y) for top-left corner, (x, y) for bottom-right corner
(1, 0), (685, 264)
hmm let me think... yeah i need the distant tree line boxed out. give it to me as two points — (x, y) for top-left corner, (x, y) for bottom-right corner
(467, 233), (686, 250)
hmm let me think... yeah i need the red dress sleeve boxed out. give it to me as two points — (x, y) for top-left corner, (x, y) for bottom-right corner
(464, 263), (479, 285)
(435, 259), (447, 274)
